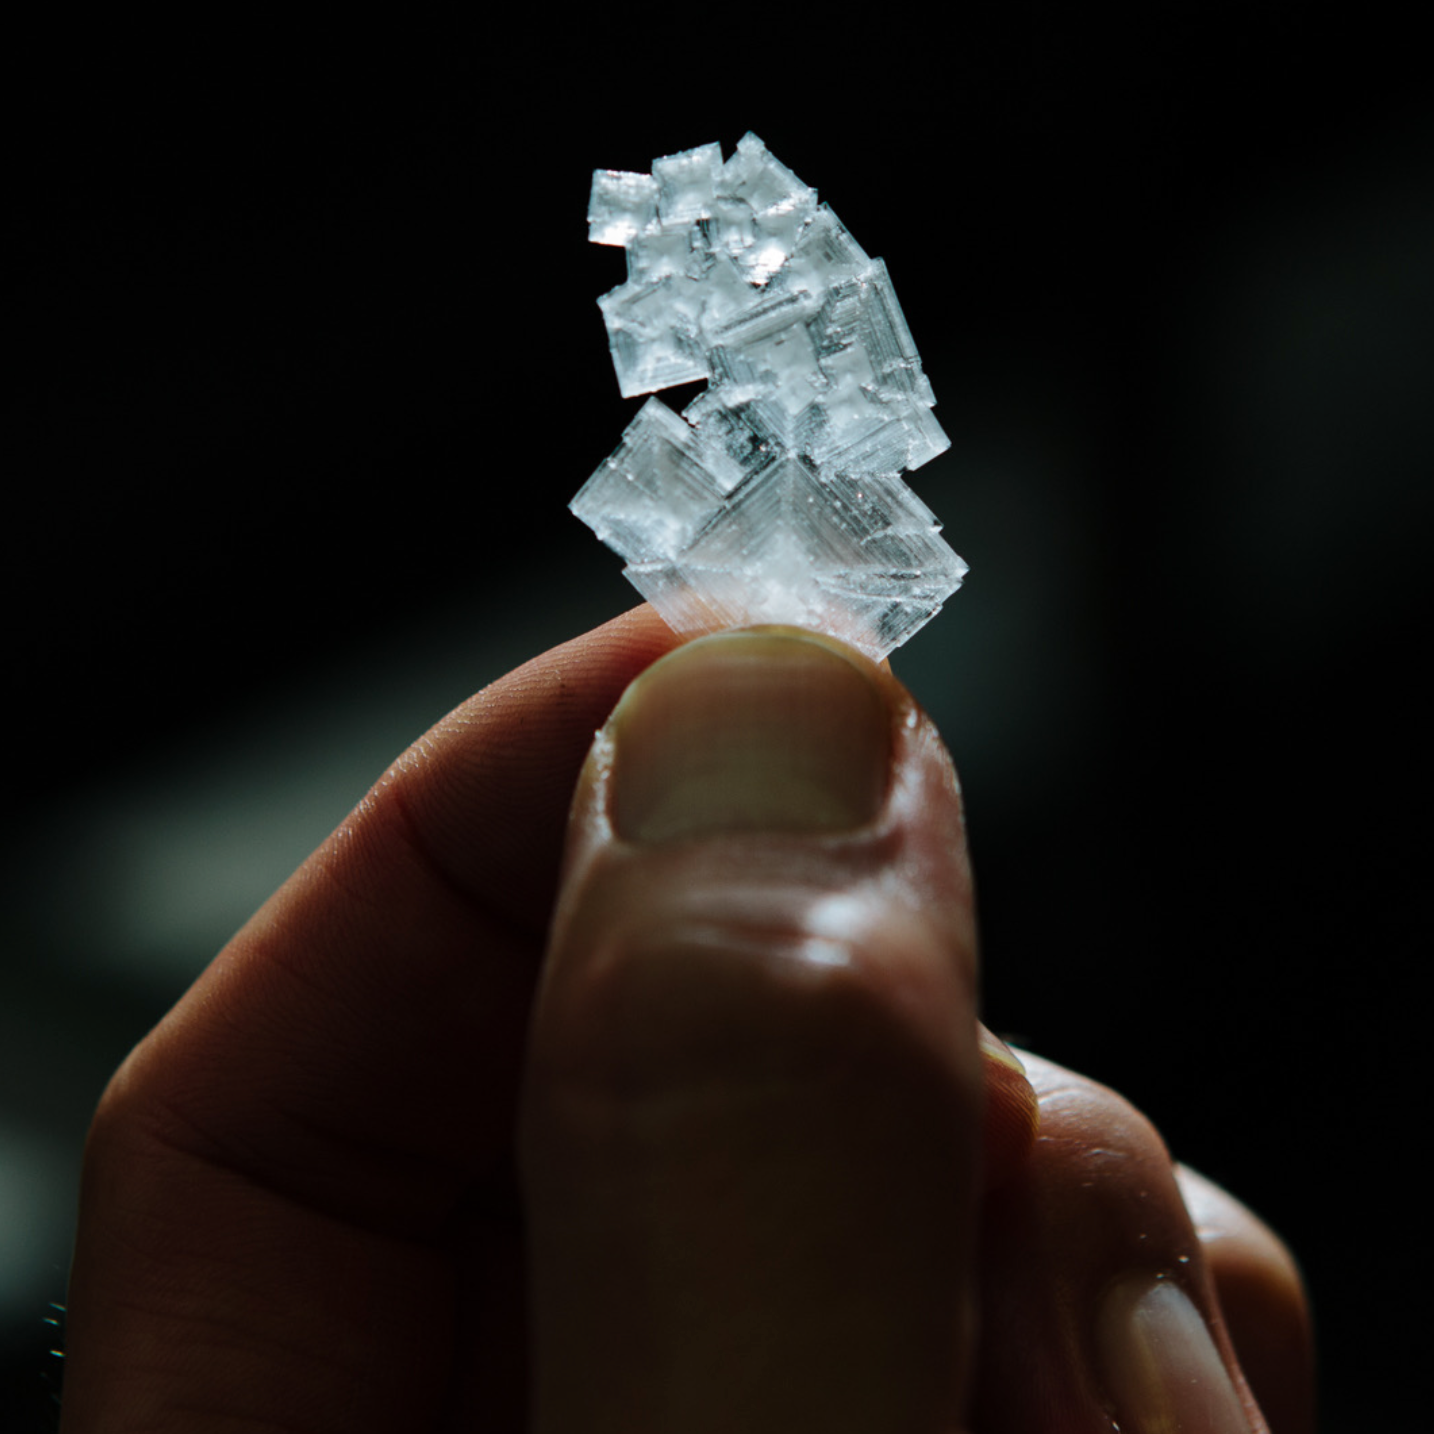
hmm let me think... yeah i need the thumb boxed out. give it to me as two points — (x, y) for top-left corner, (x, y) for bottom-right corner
(520, 629), (988, 1434)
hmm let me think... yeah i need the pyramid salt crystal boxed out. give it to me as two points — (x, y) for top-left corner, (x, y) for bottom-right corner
(572, 134), (966, 661)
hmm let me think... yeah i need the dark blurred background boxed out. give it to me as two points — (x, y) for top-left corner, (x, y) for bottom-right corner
(4, 12), (1430, 1429)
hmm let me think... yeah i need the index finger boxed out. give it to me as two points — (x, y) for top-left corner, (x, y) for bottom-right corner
(138, 604), (681, 1206)
(60, 606), (679, 1431)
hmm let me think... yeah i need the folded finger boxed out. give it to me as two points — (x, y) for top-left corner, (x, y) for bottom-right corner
(1178, 1163), (1316, 1434)
(972, 1052), (1269, 1434)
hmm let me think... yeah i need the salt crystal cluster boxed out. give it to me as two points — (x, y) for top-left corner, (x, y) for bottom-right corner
(571, 134), (967, 661)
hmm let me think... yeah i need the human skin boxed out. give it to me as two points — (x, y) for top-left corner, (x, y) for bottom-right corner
(58, 608), (1313, 1432)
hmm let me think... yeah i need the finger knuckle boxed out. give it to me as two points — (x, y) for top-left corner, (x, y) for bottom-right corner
(534, 890), (975, 1118)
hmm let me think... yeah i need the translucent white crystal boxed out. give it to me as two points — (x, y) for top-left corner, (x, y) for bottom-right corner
(572, 134), (966, 661)
(652, 142), (723, 227)
(587, 170), (659, 247)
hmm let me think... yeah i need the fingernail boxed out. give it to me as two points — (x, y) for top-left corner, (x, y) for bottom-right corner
(1097, 1276), (1253, 1434)
(977, 1027), (1027, 1077)
(609, 629), (891, 844)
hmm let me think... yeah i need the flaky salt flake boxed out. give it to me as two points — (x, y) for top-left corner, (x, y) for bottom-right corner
(573, 135), (965, 661)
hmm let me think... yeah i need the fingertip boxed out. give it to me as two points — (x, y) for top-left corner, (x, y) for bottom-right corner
(606, 628), (892, 844)
(556, 627), (975, 986)
(978, 1028), (1040, 1185)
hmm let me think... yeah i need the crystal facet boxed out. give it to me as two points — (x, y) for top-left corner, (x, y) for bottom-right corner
(572, 134), (967, 661)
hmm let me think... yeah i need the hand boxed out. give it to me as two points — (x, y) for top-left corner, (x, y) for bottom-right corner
(59, 610), (1312, 1432)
